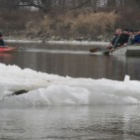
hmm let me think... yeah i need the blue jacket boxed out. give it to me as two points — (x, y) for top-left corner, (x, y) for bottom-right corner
(133, 35), (140, 44)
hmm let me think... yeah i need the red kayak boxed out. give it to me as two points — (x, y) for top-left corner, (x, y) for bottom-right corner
(0, 46), (17, 53)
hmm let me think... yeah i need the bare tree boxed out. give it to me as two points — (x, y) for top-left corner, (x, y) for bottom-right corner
(66, 0), (91, 11)
(107, 0), (116, 9)
(1, 0), (140, 14)
(119, 0), (140, 8)
(0, 0), (19, 11)
(91, 0), (98, 12)
(18, 0), (54, 13)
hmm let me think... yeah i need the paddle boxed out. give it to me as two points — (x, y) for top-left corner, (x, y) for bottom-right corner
(89, 46), (111, 54)
(89, 42), (113, 53)
(89, 35), (121, 54)
(89, 47), (100, 53)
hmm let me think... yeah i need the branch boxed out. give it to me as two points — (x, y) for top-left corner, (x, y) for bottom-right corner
(18, 2), (46, 11)
(67, 0), (90, 12)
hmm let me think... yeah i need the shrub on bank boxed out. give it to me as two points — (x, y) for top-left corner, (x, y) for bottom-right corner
(70, 12), (118, 40)
(1, 9), (139, 41)
(25, 12), (118, 40)
(0, 10), (43, 38)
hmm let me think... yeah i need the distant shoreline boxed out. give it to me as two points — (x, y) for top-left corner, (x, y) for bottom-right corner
(6, 39), (109, 46)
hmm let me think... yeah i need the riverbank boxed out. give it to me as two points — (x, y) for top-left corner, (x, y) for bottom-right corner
(6, 39), (109, 46)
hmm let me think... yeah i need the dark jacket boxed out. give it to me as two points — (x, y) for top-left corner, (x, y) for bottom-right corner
(110, 34), (118, 45)
(114, 33), (129, 48)
(0, 39), (6, 46)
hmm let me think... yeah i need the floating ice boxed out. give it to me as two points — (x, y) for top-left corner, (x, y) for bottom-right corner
(0, 63), (140, 107)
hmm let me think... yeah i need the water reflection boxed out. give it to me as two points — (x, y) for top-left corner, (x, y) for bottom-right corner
(0, 42), (140, 80)
(0, 53), (15, 64)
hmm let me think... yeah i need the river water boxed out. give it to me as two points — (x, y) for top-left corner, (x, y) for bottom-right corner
(1, 42), (140, 80)
(0, 42), (140, 140)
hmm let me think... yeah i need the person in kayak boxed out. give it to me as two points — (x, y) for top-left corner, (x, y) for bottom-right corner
(133, 30), (140, 44)
(112, 29), (129, 49)
(0, 33), (6, 47)
(128, 30), (135, 45)
(107, 28), (122, 49)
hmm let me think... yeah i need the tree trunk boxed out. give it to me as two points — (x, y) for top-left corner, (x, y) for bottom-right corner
(107, 0), (116, 8)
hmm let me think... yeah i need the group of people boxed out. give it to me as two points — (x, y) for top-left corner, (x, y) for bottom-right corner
(0, 29), (140, 49)
(107, 28), (140, 50)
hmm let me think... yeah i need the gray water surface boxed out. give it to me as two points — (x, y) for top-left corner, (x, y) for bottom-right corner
(1, 42), (140, 80)
(0, 42), (140, 140)
(0, 106), (140, 140)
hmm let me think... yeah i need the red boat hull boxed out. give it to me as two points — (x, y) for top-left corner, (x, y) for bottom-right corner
(0, 46), (17, 52)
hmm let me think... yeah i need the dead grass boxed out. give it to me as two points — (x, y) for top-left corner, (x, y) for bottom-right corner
(25, 12), (118, 40)
(0, 7), (140, 41)
(0, 10), (120, 40)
